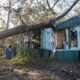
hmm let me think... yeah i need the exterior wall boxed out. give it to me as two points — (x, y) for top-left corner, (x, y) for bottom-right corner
(42, 49), (79, 62)
(56, 25), (80, 50)
(54, 50), (79, 62)
(41, 26), (80, 62)
(41, 26), (80, 51)
(41, 28), (54, 50)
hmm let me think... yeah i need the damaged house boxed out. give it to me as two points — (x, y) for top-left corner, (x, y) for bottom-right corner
(41, 16), (80, 62)
(14, 16), (80, 62)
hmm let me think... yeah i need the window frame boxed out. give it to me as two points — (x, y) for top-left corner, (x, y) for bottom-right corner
(69, 27), (78, 48)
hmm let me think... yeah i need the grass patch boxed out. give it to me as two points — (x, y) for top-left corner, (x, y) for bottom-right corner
(11, 54), (28, 65)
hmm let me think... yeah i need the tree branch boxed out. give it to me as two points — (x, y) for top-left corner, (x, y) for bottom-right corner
(52, 0), (60, 8)
(0, 0), (79, 39)
(18, 12), (26, 25)
(54, 0), (79, 22)
(46, 0), (55, 14)
(0, 6), (9, 8)
(0, 22), (50, 39)
(12, 7), (26, 25)
(6, 0), (11, 29)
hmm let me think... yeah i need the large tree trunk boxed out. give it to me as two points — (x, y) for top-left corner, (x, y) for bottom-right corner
(0, 22), (50, 39)
(0, 0), (79, 39)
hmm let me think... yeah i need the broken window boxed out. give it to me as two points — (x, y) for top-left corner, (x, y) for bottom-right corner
(70, 28), (77, 47)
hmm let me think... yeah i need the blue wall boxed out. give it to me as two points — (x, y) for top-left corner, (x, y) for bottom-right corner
(41, 28), (54, 50)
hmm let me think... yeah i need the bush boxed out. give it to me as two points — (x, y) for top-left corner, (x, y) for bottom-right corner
(11, 54), (28, 65)
(11, 45), (40, 65)
(0, 49), (5, 56)
(11, 45), (53, 65)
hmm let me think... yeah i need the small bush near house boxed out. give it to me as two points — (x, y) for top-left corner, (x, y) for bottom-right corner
(11, 45), (54, 65)
(11, 45), (40, 65)
(11, 54), (28, 65)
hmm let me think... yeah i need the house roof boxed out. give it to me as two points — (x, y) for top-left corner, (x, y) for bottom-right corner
(56, 16), (80, 30)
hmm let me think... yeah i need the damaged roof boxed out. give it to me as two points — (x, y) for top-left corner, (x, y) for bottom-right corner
(56, 16), (80, 30)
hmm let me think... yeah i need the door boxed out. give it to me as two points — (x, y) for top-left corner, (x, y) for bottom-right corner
(55, 30), (66, 49)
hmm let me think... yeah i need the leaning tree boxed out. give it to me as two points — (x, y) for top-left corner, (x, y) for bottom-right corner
(0, 0), (79, 39)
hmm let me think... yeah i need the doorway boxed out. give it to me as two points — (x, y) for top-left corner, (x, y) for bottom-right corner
(55, 30), (66, 49)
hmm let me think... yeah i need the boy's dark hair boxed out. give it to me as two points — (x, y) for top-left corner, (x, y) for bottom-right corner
(9, 45), (12, 48)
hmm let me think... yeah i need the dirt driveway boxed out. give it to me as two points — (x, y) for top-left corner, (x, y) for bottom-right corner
(0, 56), (80, 80)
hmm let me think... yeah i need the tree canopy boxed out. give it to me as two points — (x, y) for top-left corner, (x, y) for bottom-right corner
(0, 0), (79, 39)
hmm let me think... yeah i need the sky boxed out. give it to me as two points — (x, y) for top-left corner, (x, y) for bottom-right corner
(0, 0), (79, 29)
(0, 0), (9, 6)
(31, 0), (79, 18)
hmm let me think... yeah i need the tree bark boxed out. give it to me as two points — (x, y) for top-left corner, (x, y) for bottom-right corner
(0, 0), (79, 39)
(6, 0), (11, 29)
(0, 22), (50, 39)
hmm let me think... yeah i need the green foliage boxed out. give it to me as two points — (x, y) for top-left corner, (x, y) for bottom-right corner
(0, 49), (5, 56)
(11, 45), (54, 65)
(11, 54), (28, 65)
(11, 45), (40, 65)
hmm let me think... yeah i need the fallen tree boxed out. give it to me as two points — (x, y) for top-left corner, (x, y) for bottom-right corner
(0, 0), (79, 39)
(0, 22), (50, 39)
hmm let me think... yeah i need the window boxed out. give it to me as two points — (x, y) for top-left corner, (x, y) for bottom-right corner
(70, 28), (77, 47)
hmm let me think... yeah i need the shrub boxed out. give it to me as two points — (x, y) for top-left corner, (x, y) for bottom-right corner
(11, 54), (28, 65)
(0, 49), (5, 56)
(11, 45), (40, 65)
